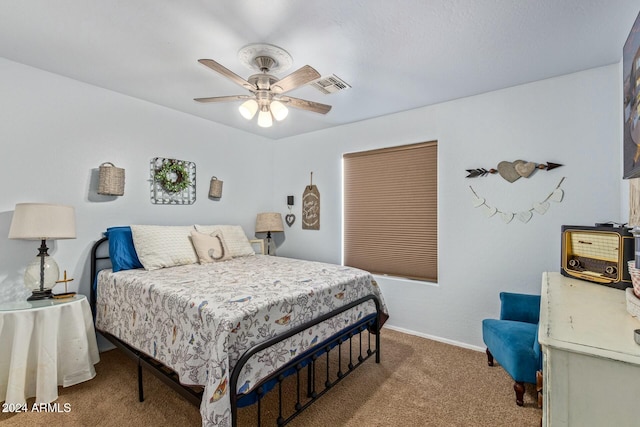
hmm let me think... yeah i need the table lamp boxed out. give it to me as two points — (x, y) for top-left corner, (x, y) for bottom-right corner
(255, 212), (284, 255)
(8, 203), (76, 300)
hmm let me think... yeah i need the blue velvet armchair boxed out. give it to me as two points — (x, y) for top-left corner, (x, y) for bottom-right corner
(482, 292), (541, 406)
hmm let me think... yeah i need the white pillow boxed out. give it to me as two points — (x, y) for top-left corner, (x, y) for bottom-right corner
(194, 224), (255, 257)
(190, 230), (232, 263)
(130, 225), (198, 270)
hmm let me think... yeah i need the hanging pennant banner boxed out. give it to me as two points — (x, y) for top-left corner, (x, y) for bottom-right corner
(469, 177), (566, 224)
(302, 172), (320, 230)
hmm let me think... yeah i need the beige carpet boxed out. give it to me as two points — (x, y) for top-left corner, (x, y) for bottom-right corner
(0, 329), (540, 426)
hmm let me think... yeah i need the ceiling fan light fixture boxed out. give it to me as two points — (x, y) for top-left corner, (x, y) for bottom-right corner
(239, 99), (258, 120)
(270, 100), (288, 121)
(196, 45), (332, 129)
(257, 108), (273, 128)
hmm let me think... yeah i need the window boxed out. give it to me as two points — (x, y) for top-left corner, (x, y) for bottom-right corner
(343, 141), (437, 281)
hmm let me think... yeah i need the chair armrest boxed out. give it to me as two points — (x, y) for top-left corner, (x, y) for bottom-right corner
(499, 292), (541, 324)
(533, 325), (541, 363)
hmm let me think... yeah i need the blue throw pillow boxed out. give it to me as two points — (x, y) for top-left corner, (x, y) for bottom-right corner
(104, 226), (143, 272)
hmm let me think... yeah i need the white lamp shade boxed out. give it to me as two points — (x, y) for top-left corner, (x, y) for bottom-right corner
(257, 109), (273, 128)
(9, 203), (76, 240)
(255, 212), (284, 233)
(239, 99), (258, 120)
(270, 100), (288, 121)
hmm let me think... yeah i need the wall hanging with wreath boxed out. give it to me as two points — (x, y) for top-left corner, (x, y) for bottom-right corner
(150, 157), (196, 205)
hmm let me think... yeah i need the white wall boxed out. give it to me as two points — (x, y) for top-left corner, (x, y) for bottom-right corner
(0, 57), (625, 350)
(273, 64), (623, 349)
(0, 58), (274, 301)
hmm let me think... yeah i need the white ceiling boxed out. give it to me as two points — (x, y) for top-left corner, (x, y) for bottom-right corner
(0, 1), (638, 140)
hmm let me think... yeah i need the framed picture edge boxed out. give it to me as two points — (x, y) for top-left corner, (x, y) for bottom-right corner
(249, 239), (265, 255)
(622, 10), (640, 179)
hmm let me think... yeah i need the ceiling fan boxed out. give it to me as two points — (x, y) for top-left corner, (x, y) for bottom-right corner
(194, 43), (332, 128)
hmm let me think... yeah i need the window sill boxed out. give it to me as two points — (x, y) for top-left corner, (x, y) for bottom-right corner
(372, 273), (438, 287)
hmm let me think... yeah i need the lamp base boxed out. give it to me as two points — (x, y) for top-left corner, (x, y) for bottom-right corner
(24, 242), (60, 291)
(265, 232), (276, 256)
(27, 288), (53, 301)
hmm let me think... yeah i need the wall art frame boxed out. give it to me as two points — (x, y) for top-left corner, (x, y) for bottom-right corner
(249, 239), (265, 255)
(150, 157), (196, 205)
(623, 10), (640, 179)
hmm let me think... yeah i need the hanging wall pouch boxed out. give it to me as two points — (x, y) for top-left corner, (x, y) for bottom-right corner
(209, 176), (223, 198)
(98, 162), (125, 196)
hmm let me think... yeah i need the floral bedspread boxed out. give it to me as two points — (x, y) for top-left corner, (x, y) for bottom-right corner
(95, 255), (387, 427)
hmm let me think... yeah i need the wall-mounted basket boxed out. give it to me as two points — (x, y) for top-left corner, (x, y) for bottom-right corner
(209, 176), (223, 198)
(98, 162), (125, 196)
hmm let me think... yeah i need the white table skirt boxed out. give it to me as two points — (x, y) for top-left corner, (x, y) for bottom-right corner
(0, 295), (100, 404)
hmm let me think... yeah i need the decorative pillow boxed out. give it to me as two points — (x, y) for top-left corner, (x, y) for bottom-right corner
(190, 230), (232, 263)
(194, 225), (255, 257)
(130, 225), (198, 270)
(104, 226), (143, 272)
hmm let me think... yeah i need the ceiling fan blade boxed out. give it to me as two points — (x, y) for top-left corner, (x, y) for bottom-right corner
(270, 65), (321, 94)
(279, 96), (332, 114)
(194, 95), (253, 103)
(198, 59), (256, 91)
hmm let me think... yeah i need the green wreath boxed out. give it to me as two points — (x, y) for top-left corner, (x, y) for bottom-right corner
(155, 161), (191, 193)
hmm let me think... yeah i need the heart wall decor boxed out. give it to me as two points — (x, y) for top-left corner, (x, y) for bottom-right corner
(496, 160), (525, 183)
(533, 201), (550, 215)
(469, 177), (566, 224)
(285, 213), (296, 227)
(514, 162), (536, 178)
(466, 160), (563, 182)
(285, 195), (296, 227)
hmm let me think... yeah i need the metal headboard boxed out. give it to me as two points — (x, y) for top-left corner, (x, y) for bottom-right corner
(89, 236), (109, 315)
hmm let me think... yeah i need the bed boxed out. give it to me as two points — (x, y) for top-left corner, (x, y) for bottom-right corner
(90, 225), (388, 427)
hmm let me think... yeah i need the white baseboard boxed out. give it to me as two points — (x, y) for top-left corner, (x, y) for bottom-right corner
(383, 324), (485, 352)
(98, 324), (485, 353)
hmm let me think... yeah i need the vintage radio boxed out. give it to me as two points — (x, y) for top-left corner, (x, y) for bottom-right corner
(561, 225), (634, 290)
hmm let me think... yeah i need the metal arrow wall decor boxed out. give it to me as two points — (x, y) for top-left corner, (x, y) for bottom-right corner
(466, 160), (562, 182)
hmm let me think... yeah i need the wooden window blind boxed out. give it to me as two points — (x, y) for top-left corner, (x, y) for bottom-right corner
(343, 141), (437, 281)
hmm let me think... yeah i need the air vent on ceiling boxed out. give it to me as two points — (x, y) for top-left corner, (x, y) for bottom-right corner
(310, 75), (351, 94)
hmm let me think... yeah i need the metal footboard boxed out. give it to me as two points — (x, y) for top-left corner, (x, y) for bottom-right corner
(229, 294), (381, 426)
(89, 237), (382, 426)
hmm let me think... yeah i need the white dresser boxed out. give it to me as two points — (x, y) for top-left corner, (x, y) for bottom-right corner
(539, 272), (640, 427)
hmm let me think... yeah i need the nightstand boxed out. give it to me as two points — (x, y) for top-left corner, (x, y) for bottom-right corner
(0, 295), (100, 405)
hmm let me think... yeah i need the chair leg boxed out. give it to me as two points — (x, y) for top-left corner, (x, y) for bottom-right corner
(536, 370), (543, 409)
(486, 348), (494, 366)
(138, 357), (144, 402)
(514, 381), (525, 406)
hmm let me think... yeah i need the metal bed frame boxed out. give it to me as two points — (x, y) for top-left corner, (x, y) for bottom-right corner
(90, 236), (383, 426)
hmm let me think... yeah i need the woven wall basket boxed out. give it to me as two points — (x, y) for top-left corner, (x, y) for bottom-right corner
(98, 162), (125, 196)
(209, 176), (223, 198)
